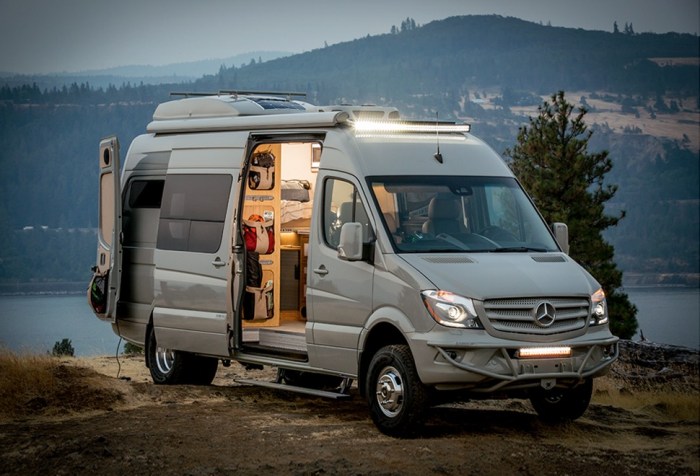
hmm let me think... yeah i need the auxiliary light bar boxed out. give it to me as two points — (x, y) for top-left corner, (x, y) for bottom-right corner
(517, 346), (572, 359)
(353, 119), (471, 134)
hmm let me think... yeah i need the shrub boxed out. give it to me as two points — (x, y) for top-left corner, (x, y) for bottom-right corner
(51, 338), (75, 357)
(123, 342), (143, 355)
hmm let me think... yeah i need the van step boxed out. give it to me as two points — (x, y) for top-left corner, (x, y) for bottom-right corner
(259, 327), (307, 352)
(235, 378), (352, 400)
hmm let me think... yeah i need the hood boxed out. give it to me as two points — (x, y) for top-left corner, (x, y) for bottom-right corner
(400, 252), (598, 300)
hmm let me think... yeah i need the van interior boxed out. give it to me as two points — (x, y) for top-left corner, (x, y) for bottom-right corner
(239, 141), (322, 358)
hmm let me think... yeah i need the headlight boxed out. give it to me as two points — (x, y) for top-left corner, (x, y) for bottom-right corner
(589, 288), (609, 325)
(421, 290), (483, 329)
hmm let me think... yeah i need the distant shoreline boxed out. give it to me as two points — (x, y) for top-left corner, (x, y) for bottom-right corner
(0, 282), (87, 297)
(623, 273), (700, 288)
(1, 279), (698, 297)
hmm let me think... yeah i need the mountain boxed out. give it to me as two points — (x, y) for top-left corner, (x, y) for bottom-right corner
(197, 15), (698, 106)
(0, 15), (698, 286)
(0, 51), (292, 89)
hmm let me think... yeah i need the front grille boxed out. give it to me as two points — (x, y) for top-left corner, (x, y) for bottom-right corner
(482, 297), (589, 336)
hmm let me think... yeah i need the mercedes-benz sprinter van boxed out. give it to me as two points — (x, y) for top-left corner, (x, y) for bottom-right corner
(88, 92), (618, 435)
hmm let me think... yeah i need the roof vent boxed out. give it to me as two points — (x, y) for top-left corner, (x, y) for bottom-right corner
(153, 94), (307, 121)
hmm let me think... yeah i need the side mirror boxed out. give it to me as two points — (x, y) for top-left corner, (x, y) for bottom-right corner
(552, 222), (569, 255)
(337, 222), (363, 261)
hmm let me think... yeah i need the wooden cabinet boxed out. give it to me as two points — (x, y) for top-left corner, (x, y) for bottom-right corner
(242, 143), (313, 328)
(242, 144), (281, 328)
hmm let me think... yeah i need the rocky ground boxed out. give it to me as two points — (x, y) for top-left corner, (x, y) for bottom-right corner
(0, 341), (697, 475)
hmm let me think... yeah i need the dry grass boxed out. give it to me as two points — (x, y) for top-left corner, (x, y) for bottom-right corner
(0, 348), (123, 420)
(0, 349), (60, 417)
(594, 375), (700, 422)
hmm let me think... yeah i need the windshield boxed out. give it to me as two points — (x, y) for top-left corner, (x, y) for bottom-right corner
(369, 176), (559, 253)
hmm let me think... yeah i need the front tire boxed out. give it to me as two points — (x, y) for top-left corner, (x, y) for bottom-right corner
(366, 345), (429, 437)
(529, 378), (593, 422)
(146, 326), (218, 385)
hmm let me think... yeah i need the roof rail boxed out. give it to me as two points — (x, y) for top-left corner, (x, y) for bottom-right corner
(219, 89), (307, 99)
(170, 91), (219, 97)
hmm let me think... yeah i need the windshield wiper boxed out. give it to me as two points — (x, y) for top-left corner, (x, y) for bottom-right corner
(490, 246), (549, 253)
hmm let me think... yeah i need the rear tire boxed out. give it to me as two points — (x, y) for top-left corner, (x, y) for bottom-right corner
(366, 345), (429, 437)
(146, 326), (218, 385)
(529, 378), (593, 422)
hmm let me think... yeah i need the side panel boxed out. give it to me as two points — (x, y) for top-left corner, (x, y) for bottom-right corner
(152, 147), (243, 357)
(88, 137), (122, 323)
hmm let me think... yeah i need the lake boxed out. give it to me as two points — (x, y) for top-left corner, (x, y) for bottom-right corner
(0, 294), (121, 356)
(626, 287), (699, 349)
(0, 287), (698, 356)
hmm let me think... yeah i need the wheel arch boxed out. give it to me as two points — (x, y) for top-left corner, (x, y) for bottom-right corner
(358, 321), (409, 398)
(144, 318), (154, 369)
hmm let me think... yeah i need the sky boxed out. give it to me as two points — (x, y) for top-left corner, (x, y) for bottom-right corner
(1, 0), (698, 74)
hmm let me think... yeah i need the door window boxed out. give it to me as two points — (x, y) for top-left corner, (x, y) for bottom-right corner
(156, 174), (232, 253)
(323, 178), (373, 249)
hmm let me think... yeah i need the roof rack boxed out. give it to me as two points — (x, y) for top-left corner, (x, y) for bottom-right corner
(170, 90), (307, 100)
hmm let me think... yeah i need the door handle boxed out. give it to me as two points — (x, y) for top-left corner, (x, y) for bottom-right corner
(313, 265), (329, 276)
(212, 257), (226, 268)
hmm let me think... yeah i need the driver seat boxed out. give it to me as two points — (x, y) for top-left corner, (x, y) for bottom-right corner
(422, 196), (466, 235)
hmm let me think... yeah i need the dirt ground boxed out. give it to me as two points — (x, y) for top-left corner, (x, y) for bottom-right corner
(1, 348), (698, 476)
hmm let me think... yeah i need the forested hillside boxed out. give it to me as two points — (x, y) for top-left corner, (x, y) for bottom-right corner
(0, 15), (698, 288)
(198, 15), (698, 106)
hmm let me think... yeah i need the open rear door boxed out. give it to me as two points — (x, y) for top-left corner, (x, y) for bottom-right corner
(88, 136), (122, 322)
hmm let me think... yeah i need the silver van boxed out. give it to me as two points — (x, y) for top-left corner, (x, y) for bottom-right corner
(89, 92), (618, 435)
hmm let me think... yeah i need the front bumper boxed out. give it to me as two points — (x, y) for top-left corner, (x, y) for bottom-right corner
(412, 330), (619, 392)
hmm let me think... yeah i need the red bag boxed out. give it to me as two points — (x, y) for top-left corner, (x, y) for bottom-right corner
(243, 214), (274, 254)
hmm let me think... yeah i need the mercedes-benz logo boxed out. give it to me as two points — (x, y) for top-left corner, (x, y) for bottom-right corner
(533, 301), (557, 327)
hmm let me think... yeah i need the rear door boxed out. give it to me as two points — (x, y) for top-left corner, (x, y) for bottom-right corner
(88, 137), (122, 322)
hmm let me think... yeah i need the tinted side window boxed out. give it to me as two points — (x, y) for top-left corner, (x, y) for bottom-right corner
(128, 180), (164, 209)
(157, 174), (232, 253)
(123, 179), (164, 246)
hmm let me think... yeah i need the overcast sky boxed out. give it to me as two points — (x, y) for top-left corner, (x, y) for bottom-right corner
(1, 0), (698, 74)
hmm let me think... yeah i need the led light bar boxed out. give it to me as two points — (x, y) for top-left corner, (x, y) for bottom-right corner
(517, 346), (572, 359)
(353, 119), (471, 134)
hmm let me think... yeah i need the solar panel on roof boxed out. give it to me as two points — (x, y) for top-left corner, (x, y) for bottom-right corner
(250, 98), (305, 110)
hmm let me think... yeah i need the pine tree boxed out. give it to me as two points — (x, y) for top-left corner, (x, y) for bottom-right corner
(504, 91), (638, 339)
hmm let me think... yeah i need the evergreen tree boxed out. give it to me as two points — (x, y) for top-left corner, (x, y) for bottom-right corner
(504, 91), (638, 339)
